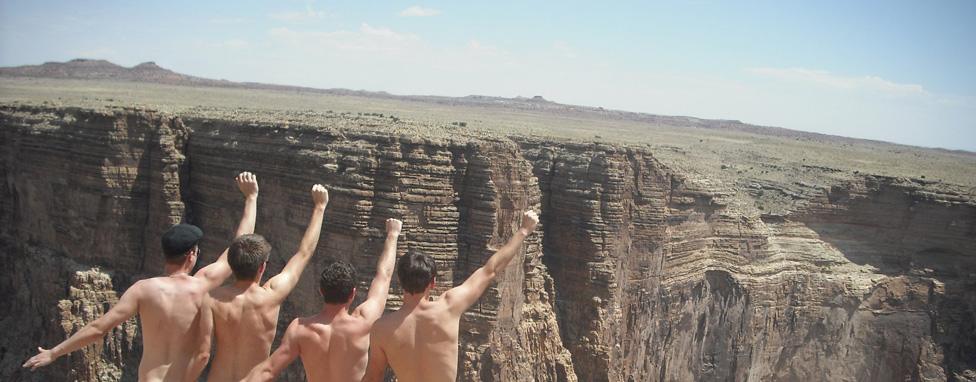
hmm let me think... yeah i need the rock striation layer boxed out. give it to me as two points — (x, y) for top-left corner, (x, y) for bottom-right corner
(1, 105), (973, 381)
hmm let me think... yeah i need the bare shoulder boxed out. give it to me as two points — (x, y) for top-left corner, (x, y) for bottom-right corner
(342, 313), (374, 335)
(295, 315), (322, 330)
(434, 293), (460, 312)
(126, 277), (169, 304)
(206, 284), (235, 303)
(133, 276), (171, 293)
(124, 278), (149, 296)
(291, 316), (323, 339)
(191, 273), (211, 287)
(371, 310), (401, 334)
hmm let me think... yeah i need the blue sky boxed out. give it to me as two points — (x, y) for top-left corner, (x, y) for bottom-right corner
(1, 0), (974, 150)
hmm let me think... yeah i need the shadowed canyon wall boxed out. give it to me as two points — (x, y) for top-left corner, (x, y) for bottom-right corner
(1, 106), (973, 381)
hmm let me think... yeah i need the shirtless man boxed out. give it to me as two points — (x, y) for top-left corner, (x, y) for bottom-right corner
(246, 218), (403, 382)
(205, 184), (329, 381)
(362, 210), (540, 382)
(23, 171), (260, 381)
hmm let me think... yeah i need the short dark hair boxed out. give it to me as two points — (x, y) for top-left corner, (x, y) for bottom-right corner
(397, 252), (437, 294)
(228, 234), (272, 280)
(320, 259), (356, 304)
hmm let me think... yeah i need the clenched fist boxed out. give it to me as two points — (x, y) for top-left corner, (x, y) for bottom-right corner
(520, 211), (539, 233)
(236, 172), (259, 198)
(311, 184), (329, 207)
(386, 218), (403, 236)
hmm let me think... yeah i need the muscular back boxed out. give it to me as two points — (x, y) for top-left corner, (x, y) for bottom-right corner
(290, 313), (372, 381)
(371, 299), (461, 382)
(207, 285), (283, 381)
(135, 275), (212, 382)
(365, 211), (540, 382)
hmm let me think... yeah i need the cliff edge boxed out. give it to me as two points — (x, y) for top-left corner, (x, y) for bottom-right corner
(1, 104), (973, 381)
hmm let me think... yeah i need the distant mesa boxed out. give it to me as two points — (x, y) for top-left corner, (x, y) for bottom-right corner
(2, 58), (194, 85)
(133, 61), (161, 69)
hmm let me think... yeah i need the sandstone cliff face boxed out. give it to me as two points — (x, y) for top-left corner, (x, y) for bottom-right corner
(1, 106), (973, 381)
(1, 107), (186, 381)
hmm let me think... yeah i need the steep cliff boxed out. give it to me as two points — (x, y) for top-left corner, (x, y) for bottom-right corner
(1, 105), (973, 381)
(0, 106), (187, 380)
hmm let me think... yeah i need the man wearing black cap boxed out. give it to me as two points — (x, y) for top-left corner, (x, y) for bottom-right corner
(23, 171), (261, 382)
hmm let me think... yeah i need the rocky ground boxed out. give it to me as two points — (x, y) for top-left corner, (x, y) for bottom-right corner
(0, 77), (974, 381)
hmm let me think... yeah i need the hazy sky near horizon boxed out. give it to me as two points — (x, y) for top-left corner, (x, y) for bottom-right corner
(1, 0), (974, 150)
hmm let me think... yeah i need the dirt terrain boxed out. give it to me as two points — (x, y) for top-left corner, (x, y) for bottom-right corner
(0, 61), (974, 381)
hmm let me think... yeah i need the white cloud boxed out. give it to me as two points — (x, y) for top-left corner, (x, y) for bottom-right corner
(400, 6), (441, 17)
(270, 3), (327, 22)
(466, 40), (506, 57)
(268, 24), (422, 54)
(748, 67), (928, 97)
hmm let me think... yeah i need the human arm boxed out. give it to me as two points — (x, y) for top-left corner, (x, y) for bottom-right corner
(183, 298), (214, 381)
(232, 172), (260, 238)
(443, 211), (539, 313)
(265, 184), (328, 302)
(353, 218), (401, 322)
(23, 282), (142, 370)
(360, 340), (389, 382)
(245, 319), (301, 382)
(195, 171), (259, 289)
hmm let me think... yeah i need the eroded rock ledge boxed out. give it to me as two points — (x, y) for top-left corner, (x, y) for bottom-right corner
(1, 106), (973, 381)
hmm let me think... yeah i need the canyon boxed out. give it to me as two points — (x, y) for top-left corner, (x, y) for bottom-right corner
(0, 69), (974, 381)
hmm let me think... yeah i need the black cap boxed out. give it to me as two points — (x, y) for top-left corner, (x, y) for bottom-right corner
(161, 224), (203, 257)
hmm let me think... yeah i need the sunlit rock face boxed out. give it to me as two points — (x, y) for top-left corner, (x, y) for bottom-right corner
(1, 106), (973, 381)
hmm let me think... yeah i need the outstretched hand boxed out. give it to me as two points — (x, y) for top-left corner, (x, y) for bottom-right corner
(386, 218), (402, 237)
(237, 172), (259, 198)
(311, 184), (329, 207)
(22, 347), (56, 371)
(520, 210), (540, 233)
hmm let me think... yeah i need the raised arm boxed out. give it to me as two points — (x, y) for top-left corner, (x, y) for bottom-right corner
(265, 184), (328, 302)
(23, 281), (142, 371)
(195, 171), (259, 289)
(233, 171), (260, 237)
(443, 211), (539, 313)
(246, 319), (301, 382)
(353, 218), (401, 322)
(361, 340), (389, 382)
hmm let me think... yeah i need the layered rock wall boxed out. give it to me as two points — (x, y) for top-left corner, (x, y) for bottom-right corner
(0, 107), (186, 380)
(1, 106), (973, 381)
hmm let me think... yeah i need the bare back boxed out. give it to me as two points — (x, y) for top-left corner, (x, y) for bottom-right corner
(136, 275), (212, 382)
(289, 312), (372, 381)
(364, 211), (540, 382)
(246, 219), (401, 382)
(370, 299), (461, 382)
(206, 285), (284, 381)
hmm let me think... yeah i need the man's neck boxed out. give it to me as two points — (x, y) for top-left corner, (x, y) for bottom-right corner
(163, 263), (193, 277)
(401, 291), (430, 309)
(232, 278), (260, 289)
(320, 303), (350, 319)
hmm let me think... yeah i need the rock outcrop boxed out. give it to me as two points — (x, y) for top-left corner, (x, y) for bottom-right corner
(1, 105), (973, 381)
